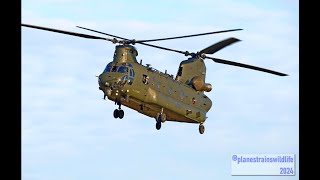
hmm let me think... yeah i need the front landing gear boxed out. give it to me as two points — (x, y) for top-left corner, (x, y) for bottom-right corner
(113, 100), (124, 119)
(199, 123), (205, 134)
(113, 109), (124, 119)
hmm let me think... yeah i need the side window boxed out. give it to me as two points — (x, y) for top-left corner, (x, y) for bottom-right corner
(130, 69), (135, 77)
(142, 74), (149, 85)
(180, 92), (184, 100)
(128, 68), (134, 85)
(157, 81), (160, 89)
(178, 67), (183, 76)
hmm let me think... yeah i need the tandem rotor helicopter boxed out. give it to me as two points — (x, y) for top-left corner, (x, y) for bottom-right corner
(22, 23), (287, 134)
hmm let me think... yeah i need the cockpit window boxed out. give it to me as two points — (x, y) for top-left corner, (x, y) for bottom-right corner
(118, 66), (128, 74)
(111, 66), (118, 72)
(103, 63), (112, 73)
(104, 63), (132, 75)
(178, 67), (183, 76)
(130, 69), (135, 77)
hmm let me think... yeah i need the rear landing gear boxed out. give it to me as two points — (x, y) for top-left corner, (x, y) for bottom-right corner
(155, 108), (166, 130)
(155, 114), (165, 130)
(156, 120), (161, 130)
(113, 100), (124, 119)
(199, 123), (205, 134)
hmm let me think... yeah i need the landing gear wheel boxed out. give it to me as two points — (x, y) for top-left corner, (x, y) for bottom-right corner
(118, 109), (124, 119)
(113, 109), (119, 118)
(199, 124), (205, 134)
(156, 121), (162, 130)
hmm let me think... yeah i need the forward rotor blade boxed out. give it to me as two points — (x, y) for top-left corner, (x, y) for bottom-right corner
(76, 26), (189, 55)
(135, 29), (243, 43)
(138, 42), (187, 55)
(206, 56), (288, 76)
(22, 24), (114, 42)
(77, 26), (128, 41)
(200, 37), (240, 54)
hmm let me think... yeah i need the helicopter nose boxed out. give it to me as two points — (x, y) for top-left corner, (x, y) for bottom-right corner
(98, 72), (125, 89)
(98, 73), (114, 87)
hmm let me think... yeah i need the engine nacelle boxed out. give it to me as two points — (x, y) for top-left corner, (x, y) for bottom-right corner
(190, 76), (212, 92)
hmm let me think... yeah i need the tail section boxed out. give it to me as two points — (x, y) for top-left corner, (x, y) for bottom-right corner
(175, 58), (206, 83)
(175, 58), (212, 92)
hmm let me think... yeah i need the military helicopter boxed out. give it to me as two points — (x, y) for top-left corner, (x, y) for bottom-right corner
(22, 23), (287, 134)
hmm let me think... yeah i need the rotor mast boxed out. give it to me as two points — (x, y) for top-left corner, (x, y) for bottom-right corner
(113, 45), (138, 64)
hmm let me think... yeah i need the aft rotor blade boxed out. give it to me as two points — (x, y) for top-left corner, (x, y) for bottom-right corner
(21, 24), (114, 42)
(135, 29), (243, 43)
(200, 37), (241, 54)
(206, 56), (288, 76)
(76, 26), (189, 55)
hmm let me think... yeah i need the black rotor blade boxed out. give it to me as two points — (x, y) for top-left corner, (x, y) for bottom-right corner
(206, 56), (288, 76)
(22, 24), (114, 42)
(138, 42), (187, 55)
(200, 37), (241, 54)
(77, 26), (128, 41)
(135, 29), (243, 43)
(76, 26), (189, 55)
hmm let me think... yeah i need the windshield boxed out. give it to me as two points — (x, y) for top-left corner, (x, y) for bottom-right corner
(103, 63), (133, 75)
(118, 66), (128, 74)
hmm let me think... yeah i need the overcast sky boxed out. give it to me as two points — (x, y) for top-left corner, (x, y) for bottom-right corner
(22, 0), (299, 179)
